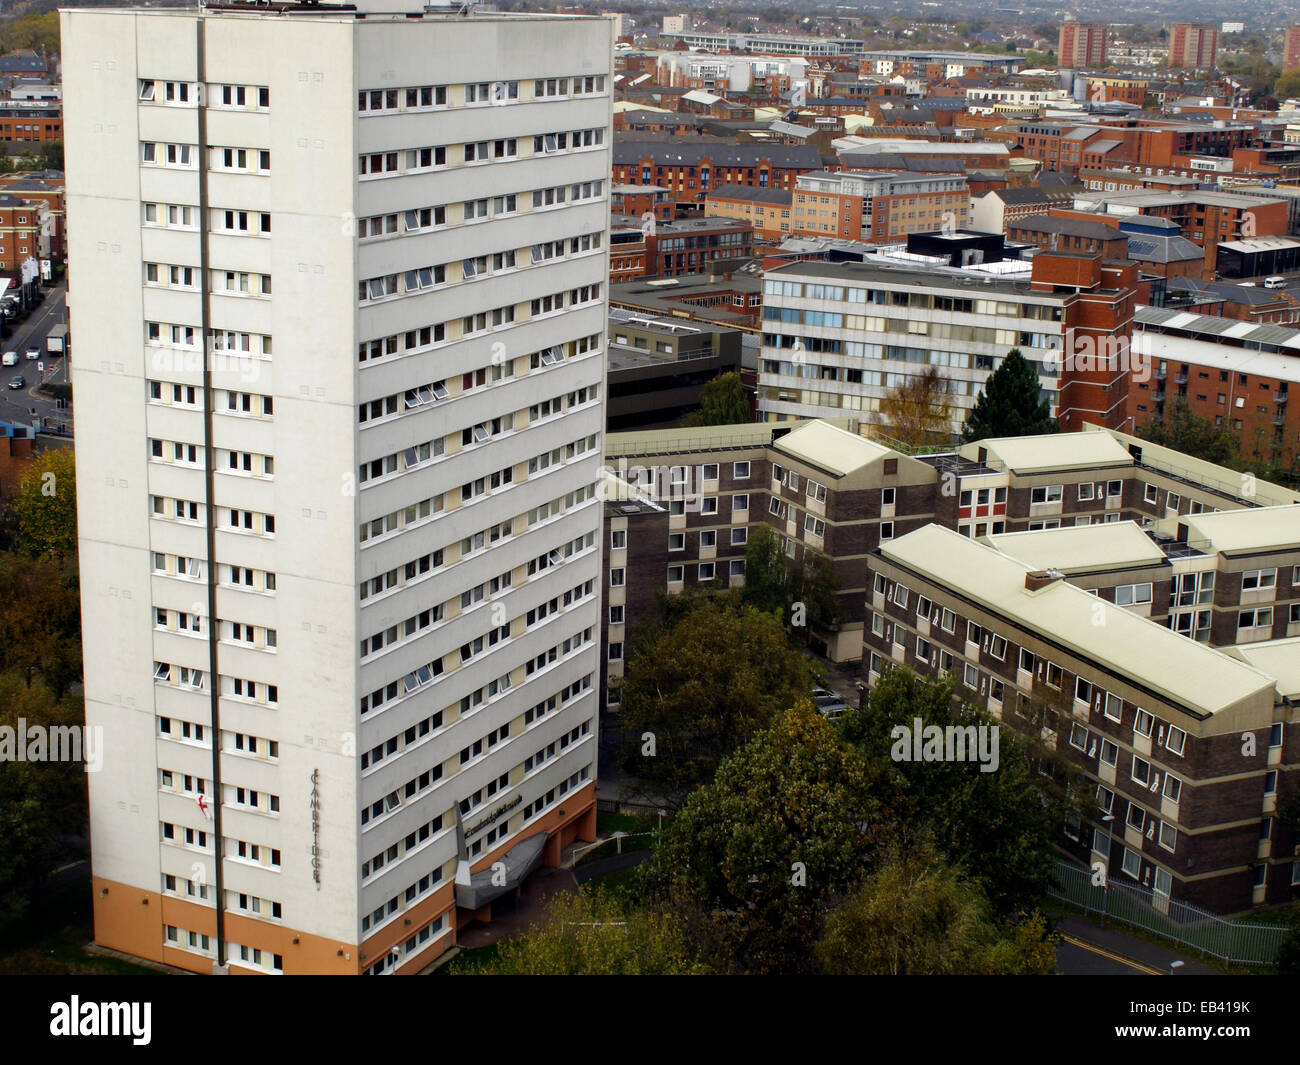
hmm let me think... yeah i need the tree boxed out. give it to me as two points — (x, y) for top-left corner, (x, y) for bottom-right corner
(961, 348), (1058, 443)
(638, 702), (888, 973)
(462, 888), (709, 975)
(616, 597), (814, 809)
(38, 140), (62, 171)
(740, 525), (842, 645)
(0, 672), (87, 915)
(839, 665), (1065, 916)
(8, 447), (77, 561)
(1277, 68), (1300, 101)
(878, 363), (952, 449)
(1137, 398), (1238, 466)
(0, 554), (81, 695)
(680, 372), (750, 427)
(815, 841), (1058, 975)
(786, 545), (843, 647)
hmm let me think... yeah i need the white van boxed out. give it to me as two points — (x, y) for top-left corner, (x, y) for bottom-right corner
(1264, 276), (1288, 289)
(1, 351), (17, 367)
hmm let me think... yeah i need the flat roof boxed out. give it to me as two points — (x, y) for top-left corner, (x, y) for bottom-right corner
(880, 525), (1275, 718)
(984, 521), (1167, 574)
(1182, 505), (1300, 555)
(960, 432), (1135, 474)
(772, 420), (894, 477)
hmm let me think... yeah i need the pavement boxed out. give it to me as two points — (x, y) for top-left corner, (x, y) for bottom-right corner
(454, 864), (579, 950)
(1054, 914), (1220, 975)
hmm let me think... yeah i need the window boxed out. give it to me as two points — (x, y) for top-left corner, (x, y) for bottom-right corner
(1242, 569), (1277, 591)
(1069, 723), (1088, 751)
(1114, 583), (1153, 607)
(1102, 692), (1122, 723)
(668, 533), (685, 552)
(1121, 848), (1141, 879)
(1163, 774), (1181, 803)
(733, 494), (749, 512)
(609, 568), (625, 587)
(733, 461), (750, 479)
(667, 565), (684, 583)
(1030, 484), (1062, 504)
(731, 525), (749, 547)
(1126, 804), (1145, 831)
(893, 584), (908, 609)
(1165, 726), (1186, 757)
(1133, 710), (1154, 737)
(989, 635), (1006, 660)
(1130, 757), (1151, 786)
(1077, 482), (1094, 501)
(879, 521), (894, 540)
(610, 530), (626, 550)
(882, 487), (896, 507)
(1143, 483), (1158, 504)
(1099, 740), (1118, 767)
(940, 608), (956, 633)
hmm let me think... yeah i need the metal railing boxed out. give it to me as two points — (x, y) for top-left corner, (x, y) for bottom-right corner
(1048, 860), (1288, 967)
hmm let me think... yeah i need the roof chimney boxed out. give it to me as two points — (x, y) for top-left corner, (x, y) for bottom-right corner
(1025, 569), (1064, 592)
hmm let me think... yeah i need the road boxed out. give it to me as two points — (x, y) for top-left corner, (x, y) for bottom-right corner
(1053, 915), (1219, 976)
(0, 279), (69, 433)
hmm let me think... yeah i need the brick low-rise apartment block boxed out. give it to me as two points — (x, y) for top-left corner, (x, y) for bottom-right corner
(704, 184), (793, 242)
(612, 141), (825, 210)
(863, 523), (1296, 912)
(599, 417), (1300, 910)
(790, 169), (970, 244)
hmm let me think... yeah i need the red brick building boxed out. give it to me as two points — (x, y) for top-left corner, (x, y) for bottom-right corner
(612, 141), (825, 209)
(1169, 23), (1220, 69)
(1059, 21), (1108, 69)
(0, 192), (46, 274)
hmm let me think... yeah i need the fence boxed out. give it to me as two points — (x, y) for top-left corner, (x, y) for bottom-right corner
(1048, 860), (1288, 967)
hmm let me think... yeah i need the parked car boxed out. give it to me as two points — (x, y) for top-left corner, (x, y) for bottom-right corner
(24, 346), (39, 360)
(8, 375), (25, 390)
(810, 687), (850, 720)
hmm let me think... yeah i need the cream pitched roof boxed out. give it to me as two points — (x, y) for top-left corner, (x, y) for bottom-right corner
(880, 524), (1274, 718)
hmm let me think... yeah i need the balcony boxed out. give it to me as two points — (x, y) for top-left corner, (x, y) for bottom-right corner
(1174, 372), (1189, 385)
(1273, 413), (1288, 426)
(1276, 392), (1289, 403)
(1154, 365), (1167, 379)
(1152, 390), (1166, 403)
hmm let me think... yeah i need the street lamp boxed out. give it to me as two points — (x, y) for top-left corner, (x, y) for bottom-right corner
(656, 807), (667, 841)
(1169, 960), (1184, 976)
(1101, 813), (1115, 929)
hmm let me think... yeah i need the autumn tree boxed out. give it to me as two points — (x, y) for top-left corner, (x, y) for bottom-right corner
(878, 364), (953, 449)
(680, 371), (750, 427)
(961, 348), (1058, 442)
(461, 888), (709, 975)
(1277, 68), (1300, 101)
(616, 597), (814, 809)
(9, 446), (77, 561)
(815, 842), (1058, 975)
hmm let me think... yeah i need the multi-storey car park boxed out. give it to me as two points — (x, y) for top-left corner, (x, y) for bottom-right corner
(64, 1), (612, 975)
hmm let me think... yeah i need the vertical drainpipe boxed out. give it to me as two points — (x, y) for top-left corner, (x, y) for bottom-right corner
(194, 11), (228, 971)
